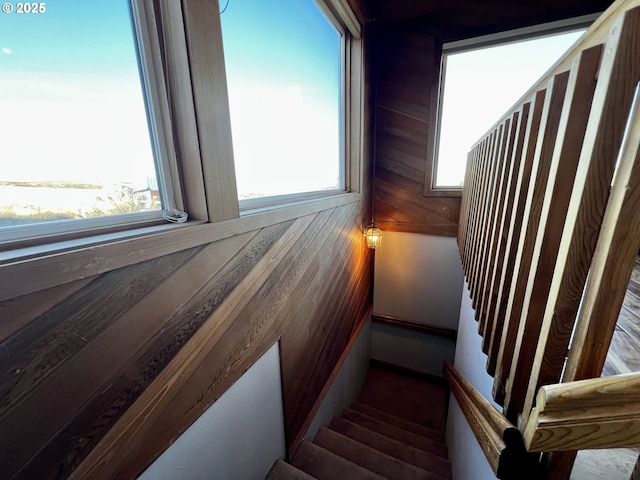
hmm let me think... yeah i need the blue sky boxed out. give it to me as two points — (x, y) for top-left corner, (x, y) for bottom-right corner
(0, 0), (342, 198)
(220, 0), (343, 197)
(0, 1), (137, 74)
(0, 1), (154, 185)
(221, 0), (339, 93)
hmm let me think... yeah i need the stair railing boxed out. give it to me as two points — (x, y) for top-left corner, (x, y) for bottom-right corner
(443, 364), (539, 480)
(523, 372), (640, 452)
(446, 365), (640, 478)
(455, 0), (640, 477)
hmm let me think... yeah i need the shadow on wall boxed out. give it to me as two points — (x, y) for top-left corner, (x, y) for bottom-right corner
(372, 232), (464, 375)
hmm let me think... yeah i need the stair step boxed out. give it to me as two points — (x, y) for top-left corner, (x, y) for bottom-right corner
(341, 408), (448, 458)
(266, 459), (317, 480)
(351, 402), (445, 442)
(291, 441), (386, 480)
(314, 427), (446, 480)
(329, 417), (452, 480)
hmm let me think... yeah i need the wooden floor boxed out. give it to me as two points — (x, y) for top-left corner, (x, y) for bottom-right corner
(603, 255), (640, 376)
(571, 256), (640, 479)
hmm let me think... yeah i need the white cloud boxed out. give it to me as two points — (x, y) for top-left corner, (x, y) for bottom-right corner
(2, 47), (13, 55)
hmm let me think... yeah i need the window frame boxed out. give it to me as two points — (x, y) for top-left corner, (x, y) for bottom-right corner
(426, 13), (599, 197)
(0, 0), (178, 246)
(0, 0), (364, 302)
(226, 0), (350, 210)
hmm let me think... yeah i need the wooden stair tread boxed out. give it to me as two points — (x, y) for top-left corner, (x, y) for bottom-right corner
(291, 441), (386, 480)
(313, 427), (447, 480)
(328, 417), (452, 479)
(266, 459), (317, 480)
(351, 401), (445, 442)
(341, 408), (448, 458)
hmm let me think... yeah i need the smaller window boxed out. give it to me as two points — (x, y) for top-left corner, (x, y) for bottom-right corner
(220, 0), (344, 203)
(434, 29), (586, 189)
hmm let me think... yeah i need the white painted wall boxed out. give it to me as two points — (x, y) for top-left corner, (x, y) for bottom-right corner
(140, 342), (286, 480)
(371, 322), (455, 377)
(372, 232), (464, 375)
(304, 315), (372, 441)
(446, 282), (499, 480)
(373, 232), (464, 330)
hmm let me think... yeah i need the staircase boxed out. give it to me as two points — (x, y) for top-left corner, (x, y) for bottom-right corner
(266, 365), (452, 480)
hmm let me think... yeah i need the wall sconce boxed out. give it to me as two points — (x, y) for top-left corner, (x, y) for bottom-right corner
(364, 221), (382, 249)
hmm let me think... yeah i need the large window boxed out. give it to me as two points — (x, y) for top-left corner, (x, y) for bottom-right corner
(0, 0), (172, 242)
(1, 0), (363, 299)
(220, 0), (344, 202)
(434, 27), (588, 189)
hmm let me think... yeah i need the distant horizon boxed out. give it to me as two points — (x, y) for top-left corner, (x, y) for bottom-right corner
(0, 0), (156, 187)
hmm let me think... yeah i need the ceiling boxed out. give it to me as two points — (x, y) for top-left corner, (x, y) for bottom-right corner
(361, 0), (617, 42)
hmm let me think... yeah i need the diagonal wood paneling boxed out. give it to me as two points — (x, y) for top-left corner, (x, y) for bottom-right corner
(0, 10), (378, 478)
(373, 25), (461, 236)
(0, 201), (372, 479)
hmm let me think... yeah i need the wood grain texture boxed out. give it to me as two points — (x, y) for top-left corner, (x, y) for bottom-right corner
(481, 105), (529, 353)
(485, 91), (545, 375)
(373, 25), (461, 236)
(523, 373), (640, 452)
(444, 364), (512, 474)
(0, 276), (95, 341)
(471, 125), (505, 311)
(503, 46), (602, 417)
(523, 8), (640, 425)
(492, 71), (569, 408)
(0, 20), (376, 476)
(477, 114), (519, 336)
(443, 364), (538, 479)
(0, 201), (372, 480)
(182, 0), (239, 221)
(563, 73), (640, 382)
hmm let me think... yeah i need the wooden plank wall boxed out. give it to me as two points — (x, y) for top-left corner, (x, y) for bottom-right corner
(0, 16), (377, 480)
(373, 24), (461, 236)
(0, 204), (372, 480)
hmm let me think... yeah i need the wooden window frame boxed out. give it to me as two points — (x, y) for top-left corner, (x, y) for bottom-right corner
(426, 13), (599, 198)
(0, 0), (364, 303)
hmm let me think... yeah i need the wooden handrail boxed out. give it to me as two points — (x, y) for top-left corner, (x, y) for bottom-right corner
(372, 313), (457, 339)
(523, 372), (640, 452)
(443, 364), (539, 480)
(455, 1), (640, 477)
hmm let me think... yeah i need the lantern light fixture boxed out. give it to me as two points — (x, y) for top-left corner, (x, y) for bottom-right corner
(364, 220), (382, 249)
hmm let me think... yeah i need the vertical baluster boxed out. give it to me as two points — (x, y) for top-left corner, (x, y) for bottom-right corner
(476, 119), (512, 327)
(471, 129), (502, 309)
(486, 90), (546, 376)
(461, 145), (481, 271)
(503, 45), (603, 419)
(524, 7), (640, 421)
(493, 70), (570, 407)
(482, 103), (530, 353)
(478, 113), (519, 336)
(457, 149), (475, 257)
(468, 133), (495, 300)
